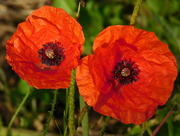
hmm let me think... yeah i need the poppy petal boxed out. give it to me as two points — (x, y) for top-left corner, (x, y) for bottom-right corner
(6, 6), (84, 89)
(76, 25), (177, 124)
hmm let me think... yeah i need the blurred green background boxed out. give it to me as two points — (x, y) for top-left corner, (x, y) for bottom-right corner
(0, 0), (179, 135)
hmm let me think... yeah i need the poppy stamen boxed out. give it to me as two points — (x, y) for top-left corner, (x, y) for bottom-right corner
(38, 42), (65, 66)
(112, 60), (140, 85)
(45, 48), (55, 59)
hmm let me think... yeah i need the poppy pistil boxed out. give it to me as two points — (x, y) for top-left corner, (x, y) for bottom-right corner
(112, 60), (140, 85)
(121, 67), (131, 77)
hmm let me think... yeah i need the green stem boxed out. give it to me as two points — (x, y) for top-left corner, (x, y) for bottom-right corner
(97, 116), (111, 136)
(141, 122), (146, 136)
(167, 115), (174, 136)
(6, 87), (31, 136)
(130, 0), (143, 25)
(63, 88), (69, 136)
(145, 121), (152, 136)
(0, 117), (2, 136)
(68, 69), (76, 136)
(78, 96), (90, 136)
(43, 89), (58, 136)
(75, 2), (81, 20)
(78, 102), (90, 126)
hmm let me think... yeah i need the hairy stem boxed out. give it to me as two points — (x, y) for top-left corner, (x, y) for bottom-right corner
(78, 96), (90, 136)
(98, 116), (111, 136)
(130, 0), (143, 25)
(68, 69), (76, 136)
(43, 89), (58, 136)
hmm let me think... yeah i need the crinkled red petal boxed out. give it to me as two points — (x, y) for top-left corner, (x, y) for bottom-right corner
(76, 25), (177, 124)
(6, 6), (84, 89)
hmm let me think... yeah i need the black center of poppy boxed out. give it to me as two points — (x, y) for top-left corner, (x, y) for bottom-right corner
(112, 60), (140, 85)
(38, 42), (65, 66)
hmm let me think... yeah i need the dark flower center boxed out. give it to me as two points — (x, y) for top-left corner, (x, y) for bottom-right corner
(112, 60), (140, 85)
(38, 42), (65, 66)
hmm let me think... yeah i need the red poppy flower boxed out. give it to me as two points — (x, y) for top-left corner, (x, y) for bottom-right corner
(6, 6), (84, 89)
(76, 25), (177, 124)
